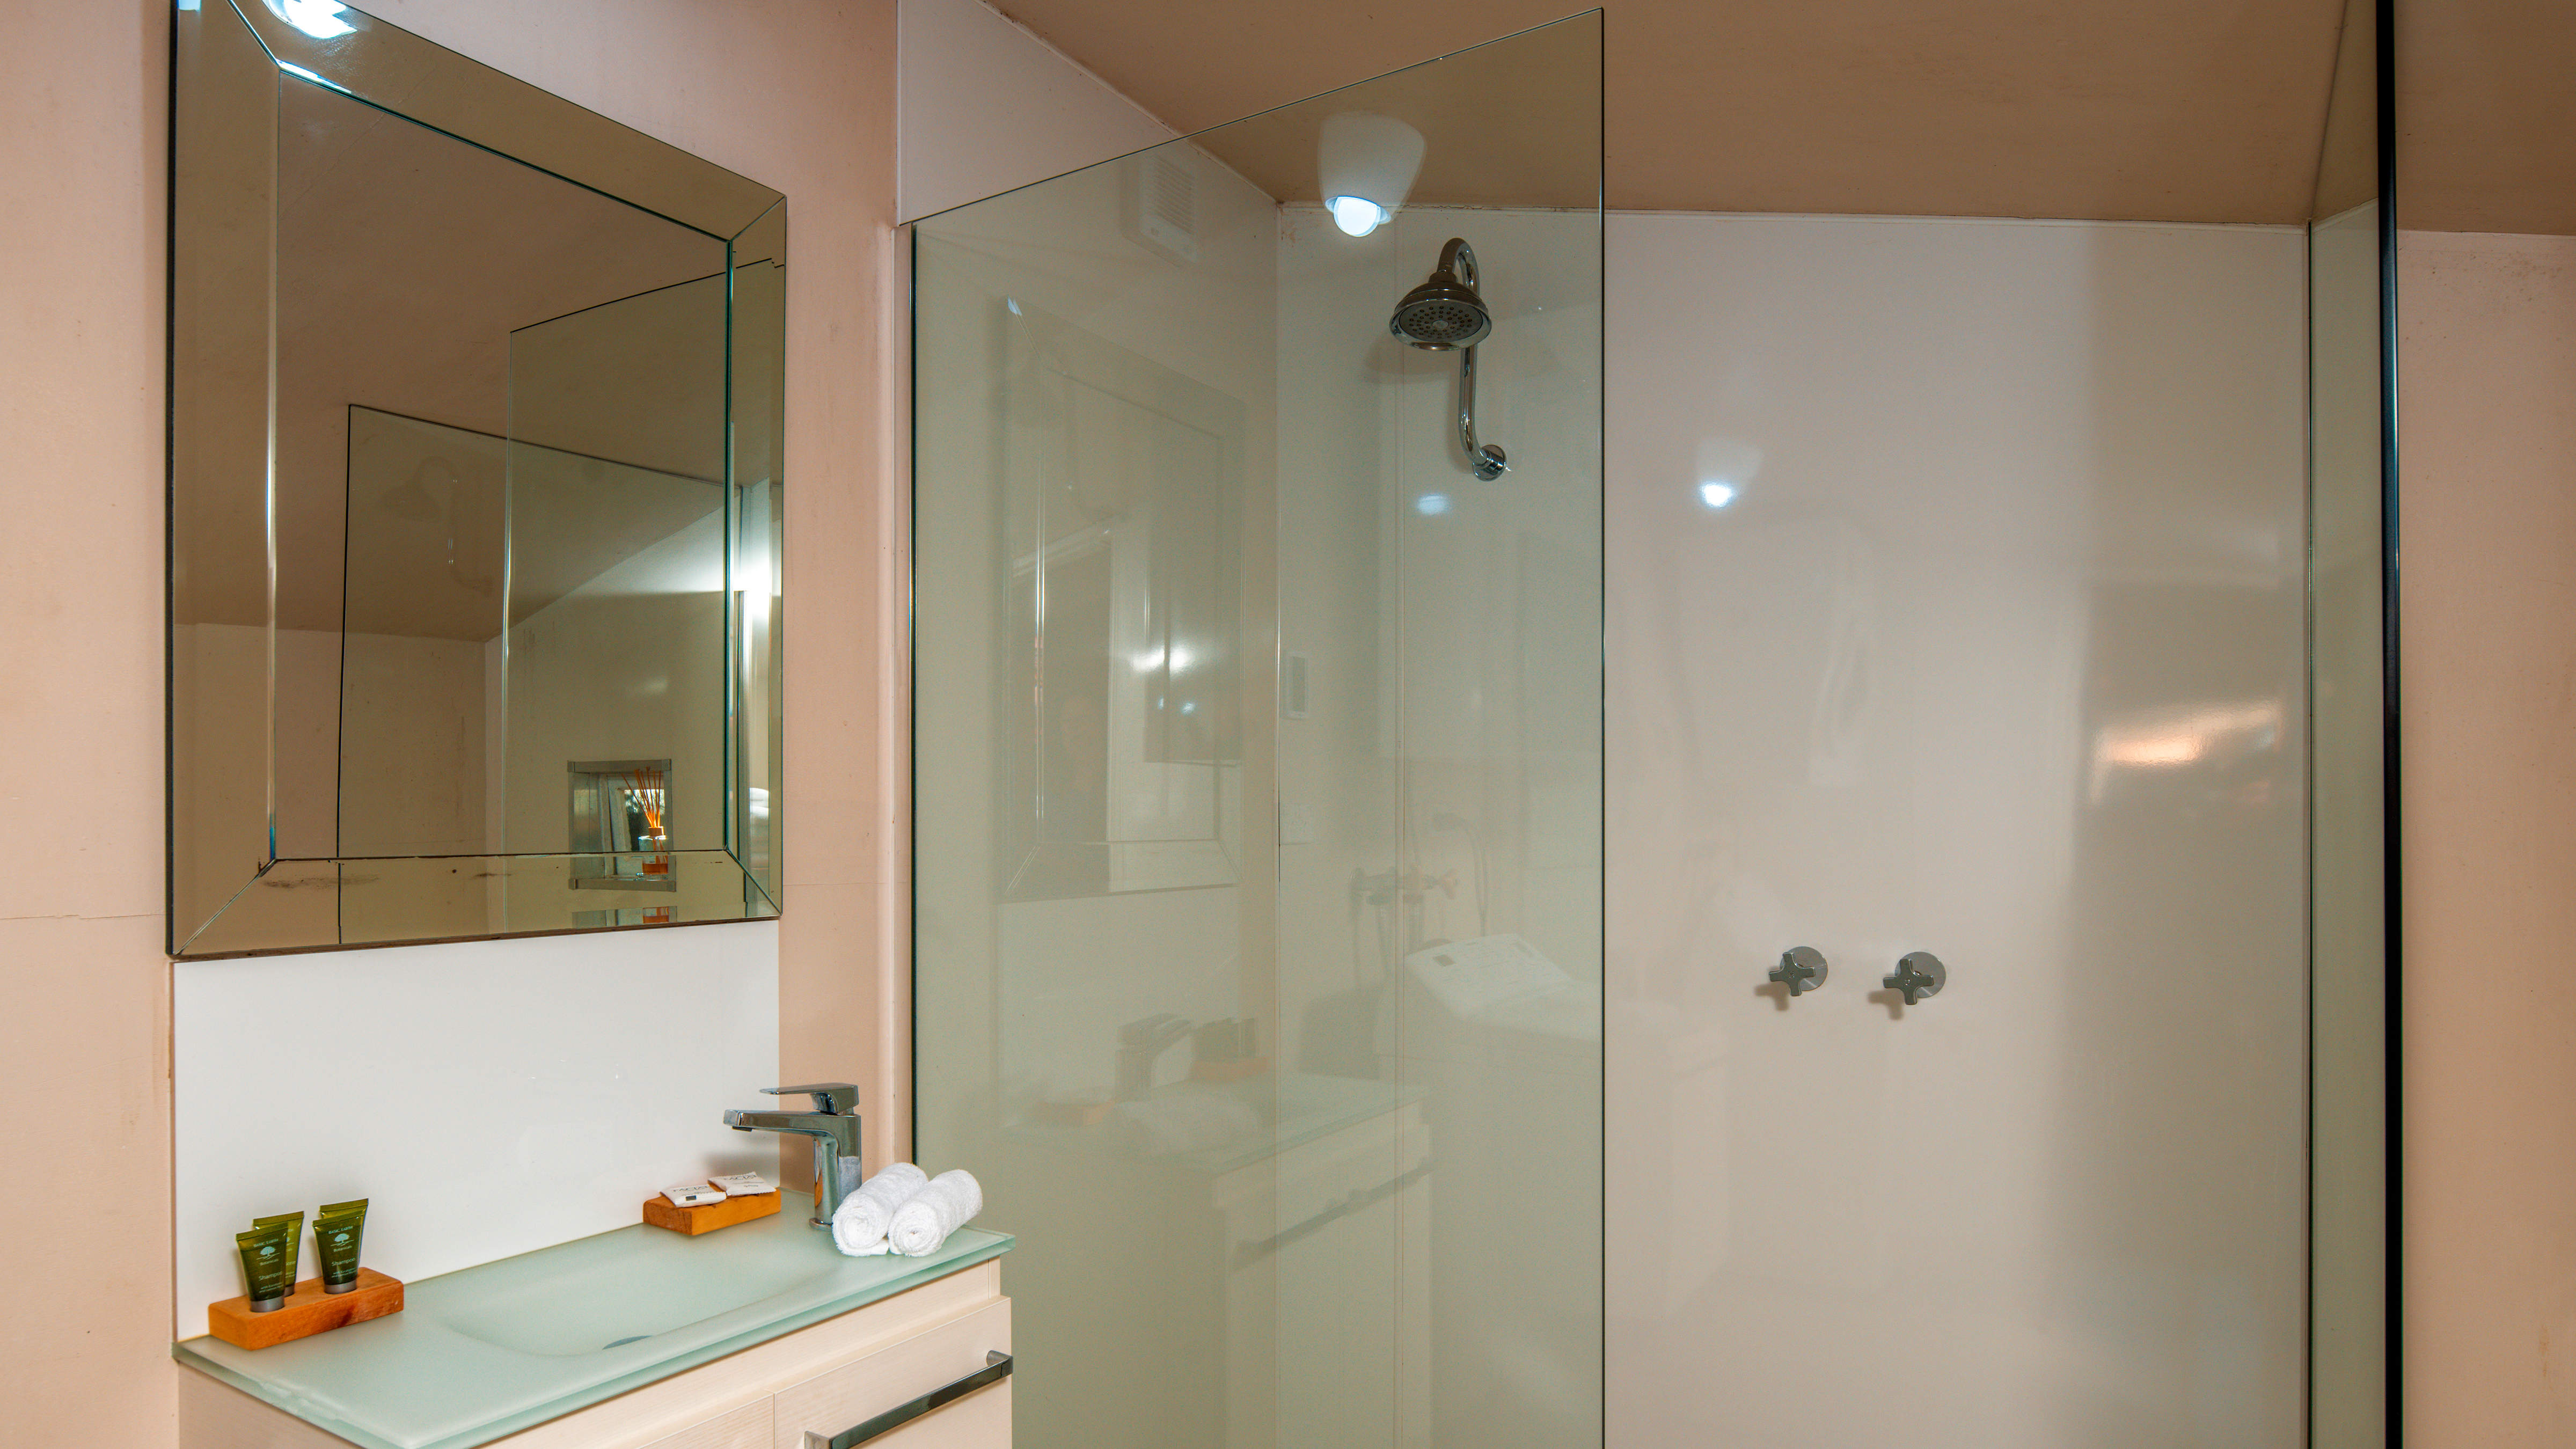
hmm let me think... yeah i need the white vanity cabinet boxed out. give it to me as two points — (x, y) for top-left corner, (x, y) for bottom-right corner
(178, 1260), (1012, 1449)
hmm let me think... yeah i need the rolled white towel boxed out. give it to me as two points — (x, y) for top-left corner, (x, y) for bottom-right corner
(830, 1162), (928, 1256)
(887, 1169), (982, 1257)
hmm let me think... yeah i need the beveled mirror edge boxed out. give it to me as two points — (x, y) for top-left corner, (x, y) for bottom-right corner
(727, 195), (789, 916)
(169, 0), (789, 958)
(172, 892), (784, 963)
(168, 0), (280, 958)
(221, 0), (780, 239)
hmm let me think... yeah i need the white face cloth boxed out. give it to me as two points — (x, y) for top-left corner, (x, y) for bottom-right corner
(829, 1162), (928, 1257)
(887, 1170), (984, 1257)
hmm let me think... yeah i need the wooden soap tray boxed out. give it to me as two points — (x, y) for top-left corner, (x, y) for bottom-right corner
(208, 1268), (405, 1350)
(644, 1188), (781, 1235)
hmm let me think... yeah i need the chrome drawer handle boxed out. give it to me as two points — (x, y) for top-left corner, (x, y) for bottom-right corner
(808, 1351), (1013, 1449)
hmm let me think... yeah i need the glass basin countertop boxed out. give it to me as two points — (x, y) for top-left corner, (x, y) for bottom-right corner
(174, 1194), (1011, 1449)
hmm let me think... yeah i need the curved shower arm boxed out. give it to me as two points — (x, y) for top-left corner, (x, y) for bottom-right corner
(1443, 238), (1478, 290)
(1458, 344), (1507, 480)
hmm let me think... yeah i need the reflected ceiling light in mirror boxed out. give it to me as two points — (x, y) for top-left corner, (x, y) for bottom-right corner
(1697, 481), (1738, 510)
(1319, 113), (1424, 238)
(265, 0), (357, 39)
(1416, 493), (1452, 516)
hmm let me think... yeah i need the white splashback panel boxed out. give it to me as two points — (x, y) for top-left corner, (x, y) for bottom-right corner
(172, 921), (777, 1330)
(1605, 214), (2308, 1445)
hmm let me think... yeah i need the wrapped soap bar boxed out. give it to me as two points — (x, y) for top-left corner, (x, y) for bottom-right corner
(710, 1172), (774, 1196)
(662, 1183), (726, 1208)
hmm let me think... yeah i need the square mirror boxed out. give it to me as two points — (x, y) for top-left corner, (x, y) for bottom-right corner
(170, 0), (784, 956)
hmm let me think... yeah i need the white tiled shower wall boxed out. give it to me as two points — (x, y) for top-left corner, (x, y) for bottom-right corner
(1603, 213), (2310, 1445)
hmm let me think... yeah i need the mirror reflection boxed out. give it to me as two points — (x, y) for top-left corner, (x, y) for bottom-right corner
(1000, 300), (1243, 899)
(169, 2), (784, 955)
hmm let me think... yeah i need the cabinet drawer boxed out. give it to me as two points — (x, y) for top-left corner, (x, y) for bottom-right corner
(645, 1400), (773, 1449)
(773, 1298), (1012, 1449)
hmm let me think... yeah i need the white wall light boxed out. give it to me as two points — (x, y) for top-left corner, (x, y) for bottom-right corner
(1698, 481), (1738, 510)
(1319, 113), (1425, 238)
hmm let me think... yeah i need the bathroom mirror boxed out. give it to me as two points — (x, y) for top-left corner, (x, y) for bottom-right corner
(170, 0), (784, 956)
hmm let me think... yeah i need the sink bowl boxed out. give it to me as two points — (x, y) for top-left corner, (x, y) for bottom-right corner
(434, 1212), (840, 1356)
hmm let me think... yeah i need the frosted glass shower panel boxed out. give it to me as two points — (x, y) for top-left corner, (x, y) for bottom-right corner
(914, 138), (1280, 1449)
(914, 15), (1604, 1449)
(996, 306), (1246, 901)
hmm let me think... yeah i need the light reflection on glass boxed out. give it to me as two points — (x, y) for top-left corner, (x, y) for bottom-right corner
(2090, 700), (2284, 802)
(267, 0), (356, 40)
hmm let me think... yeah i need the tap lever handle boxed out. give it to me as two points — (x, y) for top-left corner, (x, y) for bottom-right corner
(1768, 946), (1828, 998)
(1880, 952), (1948, 1007)
(763, 1083), (861, 1115)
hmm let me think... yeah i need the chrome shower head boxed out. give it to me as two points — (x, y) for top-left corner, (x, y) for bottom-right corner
(1389, 238), (1492, 350)
(1387, 238), (1509, 479)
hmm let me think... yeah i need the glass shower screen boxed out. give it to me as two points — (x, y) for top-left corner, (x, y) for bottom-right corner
(910, 16), (1604, 1448)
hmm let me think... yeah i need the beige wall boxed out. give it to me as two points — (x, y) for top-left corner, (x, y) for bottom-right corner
(0, 4), (171, 1443)
(2399, 228), (2576, 1447)
(0, 2), (899, 1443)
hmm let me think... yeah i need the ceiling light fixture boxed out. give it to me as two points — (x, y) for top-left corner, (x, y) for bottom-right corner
(1329, 195), (1393, 237)
(1317, 113), (1424, 241)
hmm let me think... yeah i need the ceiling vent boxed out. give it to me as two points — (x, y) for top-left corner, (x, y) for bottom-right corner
(1125, 151), (1199, 265)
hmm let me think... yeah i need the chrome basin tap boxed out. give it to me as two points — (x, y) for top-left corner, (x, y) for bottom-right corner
(724, 1083), (861, 1228)
(1114, 1015), (1194, 1101)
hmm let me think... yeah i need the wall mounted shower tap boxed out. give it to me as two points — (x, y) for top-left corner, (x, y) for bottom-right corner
(1769, 946), (1829, 997)
(1391, 238), (1509, 480)
(1882, 952), (1948, 1006)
